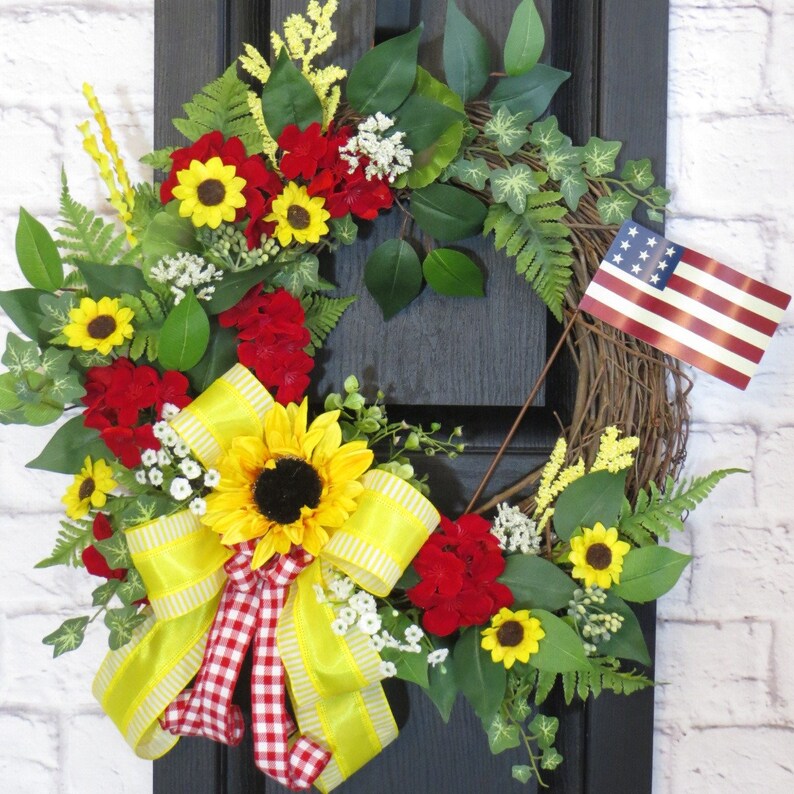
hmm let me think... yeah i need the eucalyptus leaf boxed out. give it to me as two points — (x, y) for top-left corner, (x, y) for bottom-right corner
(490, 64), (569, 119)
(140, 206), (201, 273)
(504, 0), (545, 76)
(260, 48), (323, 140)
(611, 546), (692, 603)
(394, 94), (465, 154)
(0, 288), (47, 341)
(553, 470), (627, 541)
(443, 0), (490, 102)
(453, 627), (506, 724)
(206, 266), (274, 314)
(346, 25), (423, 114)
(422, 249), (484, 297)
(158, 289), (210, 371)
(411, 183), (487, 241)
(16, 207), (64, 291)
(78, 262), (148, 299)
(364, 239), (423, 320)
(498, 555), (577, 611)
(186, 324), (239, 393)
(26, 415), (106, 473)
(427, 657), (458, 723)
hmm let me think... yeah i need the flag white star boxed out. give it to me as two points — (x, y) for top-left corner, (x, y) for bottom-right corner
(612, 253), (623, 264)
(628, 226), (638, 237)
(647, 237), (658, 248)
(665, 246), (675, 257)
(620, 240), (631, 251)
(650, 273), (660, 284)
(639, 250), (649, 261)
(657, 260), (668, 270)
(631, 264), (642, 274)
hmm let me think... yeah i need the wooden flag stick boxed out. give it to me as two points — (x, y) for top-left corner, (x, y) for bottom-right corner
(465, 310), (580, 514)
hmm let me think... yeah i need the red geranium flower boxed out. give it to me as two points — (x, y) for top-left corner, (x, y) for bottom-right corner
(278, 122), (328, 180)
(81, 513), (126, 580)
(155, 370), (192, 417)
(101, 423), (159, 469)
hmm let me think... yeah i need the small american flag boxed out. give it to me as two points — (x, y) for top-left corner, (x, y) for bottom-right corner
(579, 220), (790, 390)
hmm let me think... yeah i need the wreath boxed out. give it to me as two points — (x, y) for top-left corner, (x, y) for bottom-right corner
(0, 1), (737, 790)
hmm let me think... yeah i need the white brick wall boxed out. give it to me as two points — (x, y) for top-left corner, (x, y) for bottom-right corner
(0, 2), (791, 792)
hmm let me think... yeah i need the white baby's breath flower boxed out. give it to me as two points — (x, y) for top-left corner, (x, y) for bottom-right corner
(135, 470), (148, 485)
(152, 421), (169, 440)
(188, 497), (207, 516)
(148, 468), (164, 486)
(313, 584), (328, 604)
(140, 449), (158, 467)
(172, 440), (190, 458)
(404, 625), (424, 644)
(170, 477), (192, 501)
(349, 591), (377, 616)
(204, 469), (221, 488)
(339, 606), (358, 627)
(160, 402), (181, 421)
(179, 458), (202, 479)
(368, 634), (386, 652)
(331, 618), (348, 636)
(378, 660), (397, 678)
(157, 448), (172, 468)
(427, 648), (449, 667)
(357, 613), (382, 636)
(329, 576), (355, 601)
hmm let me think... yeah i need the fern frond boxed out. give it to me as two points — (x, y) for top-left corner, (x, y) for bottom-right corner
(127, 183), (162, 244)
(301, 294), (357, 353)
(483, 195), (573, 321)
(35, 518), (93, 569)
(540, 660), (654, 706)
(121, 291), (165, 362)
(172, 65), (260, 153)
(620, 468), (743, 543)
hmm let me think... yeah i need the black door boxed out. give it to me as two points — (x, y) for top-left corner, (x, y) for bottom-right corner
(152, 1), (668, 791)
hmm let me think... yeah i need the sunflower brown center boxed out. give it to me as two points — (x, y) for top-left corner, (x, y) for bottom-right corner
(253, 457), (322, 524)
(585, 542), (613, 570)
(78, 477), (96, 501)
(287, 204), (311, 229)
(496, 620), (524, 648)
(197, 178), (226, 206)
(87, 315), (117, 339)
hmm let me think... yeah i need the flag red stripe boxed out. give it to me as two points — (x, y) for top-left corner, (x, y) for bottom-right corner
(593, 269), (766, 364)
(682, 249), (791, 310)
(579, 295), (750, 389)
(666, 272), (779, 337)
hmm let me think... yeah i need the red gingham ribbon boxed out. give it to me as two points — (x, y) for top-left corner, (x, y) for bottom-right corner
(161, 544), (331, 790)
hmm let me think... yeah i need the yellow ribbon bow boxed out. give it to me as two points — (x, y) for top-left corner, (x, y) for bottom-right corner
(92, 364), (439, 791)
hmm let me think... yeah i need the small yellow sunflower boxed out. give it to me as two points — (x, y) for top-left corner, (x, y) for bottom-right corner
(265, 181), (330, 246)
(172, 156), (247, 228)
(202, 399), (374, 570)
(481, 607), (545, 669)
(568, 522), (631, 589)
(62, 456), (117, 519)
(63, 296), (134, 356)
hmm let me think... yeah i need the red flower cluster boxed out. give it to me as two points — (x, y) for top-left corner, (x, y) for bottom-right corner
(278, 122), (394, 221)
(81, 513), (126, 580)
(219, 286), (313, 405)
(407, 514), (514, 636)
(82, 358), (192, 467)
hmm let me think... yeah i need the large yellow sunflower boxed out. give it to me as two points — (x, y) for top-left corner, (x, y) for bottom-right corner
(63, 296), (134, 356)
(481, 607), (545, 669)
(265, 181), (330, 246)
(568, 522), (631, 589)
(172, 156), (247, 228)
(62, 456), (117, 519)
(202, 400), (374, 570)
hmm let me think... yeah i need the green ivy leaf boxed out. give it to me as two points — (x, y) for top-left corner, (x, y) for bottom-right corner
(158, 289), (210, 371)
(553, 470), (628, 541)
(529, 610), (591, 673)
(39, 292), (77, 335)
(104, 606), (147, 651)
(541, 142), (583, 181)
(449, 157), (490, 190)
(490, 64), (569, 119)
(0, 288), (47, 341)
(411, 183), (487, 241)
(92, 580), (120, 607)
(504, 0), (545, 76)
(0, 373), (21, 412)
(597, 593), (652, 666)
(611, 546), (692, 603)
(2, 332), (40, 376)
(117, 568), (147, 606)
(529, 116), (564, 150)
(16, 207), (64, 291)
(486, 714), (520, 754)
(42, 616), (89, 658)
(559, 168), (590, 212)
(529, 713), (559, 748)
(26, 414), (106, 473)
(621, 158), (654, 190)
(647, 209), (664, 224)
(22, 400), (63, 427)
(260, 48), (324, 139)
(422, 249), (484, 297)
(453, 627), (506, 724)
(272, 253), (321, 296)
(95, 531), (132, 571)
(364, 239), (423, 320)
(77, 262), (148, 299)
(596, 191), (638, 225)
(330, 214), (358, 246)
(648, 185), (672, 207)
(582, 137), (623, 177)
(484, 106), (532, 156)
(46, 369), (85, 405)
(443, 0), (490, 102)
(490, 164), (541, 214)
(541, 747), (563, 770)
(512, 765), (532, 784)
(347, 25), (423, 114)
(498, 555), (577, 611)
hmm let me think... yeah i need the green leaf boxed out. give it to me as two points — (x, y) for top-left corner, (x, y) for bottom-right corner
(364, 239), (423, 320)
(541, 747), (563, 770)
(490, 64), (569, 119)
(301, 294), (357, 352)
(77, 262), (148, 299)
(140, 206), (202, 274)
(512, 765), (532, 784)
(498, 555), (577, 611)
(272, 253), (321, 297)
(260, 48), (324, 140)
(0, 288), (47, 341)
(45, 369), (85, 406)
(43, 616), (89, 658)
(486, 714), (520, 754)
(648, 185), (672, 207)
(411, 184), (487, 241)
(449, 158), (490, 191)
(186, 324), (239, 393)
(611, 546), (692, 603)
(92, 580), (120, 607)
(95, 531), (132, 571)
(346, 25), (423, 114)
(647, 209), (664, 224)
(529, 610), (591, 672)
(104, 606), (148, 651)
(453, 627), (506, 724)
(427, 657), (458, 723)
(0, 373), (21, 413)
(621, 158), (655, 190)
(529, 116), (565, 150)
(205, 266), (274, 315)
(553, 470), (627, 541)
(504, 0), (545, 76)
(38, 292), (76, 335)
(596, 191), (638, 225)
(27, 415), (106, 473)
(380, 645), (429, 688)
(483, 106), (532, 156)
(529, 713), (558, 748)
(16, 207), (64, 291)
(2, 332), (40, 376)
(490, 164), (541, 214)
(116, 568), (147, 606)
(422, 249), (484, 297)
(139, 147), (176, 171)
(443, 0), (490, 101)
(582, 137), (623, 177)
(558, 168), (590, 212)
(597, 593), (652, 666)
(22, 401), (63, 426)
(394, 94), (465, 154)
(158, 289), (210, 371)
(330, 214), (358, 246)
(541, 142), (583, 181)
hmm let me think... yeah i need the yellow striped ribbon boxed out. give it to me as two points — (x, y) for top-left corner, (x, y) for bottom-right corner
(92, 365), (440, 788)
